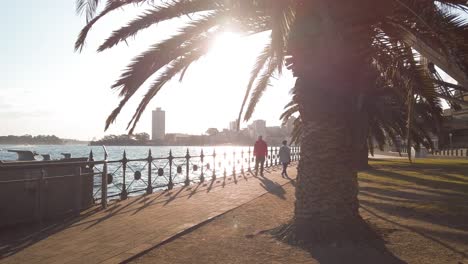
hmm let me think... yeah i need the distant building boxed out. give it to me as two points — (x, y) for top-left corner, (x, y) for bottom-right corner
(152, 107), (165, 141)
(229, 119), (238, 131)
(249, 120), (267, 138)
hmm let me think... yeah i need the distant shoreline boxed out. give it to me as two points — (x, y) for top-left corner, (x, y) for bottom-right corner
(88, 143), (252, 147)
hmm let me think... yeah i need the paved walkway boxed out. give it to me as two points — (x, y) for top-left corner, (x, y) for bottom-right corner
(1, 164), (297, 264)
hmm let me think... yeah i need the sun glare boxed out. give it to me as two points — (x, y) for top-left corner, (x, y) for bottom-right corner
(211, 32), (243, 55)
(208, 32), (247, 77)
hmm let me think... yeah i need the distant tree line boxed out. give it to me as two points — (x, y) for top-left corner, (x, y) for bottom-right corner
(0, 135), (63, 145)
(89, 133), (151, 146)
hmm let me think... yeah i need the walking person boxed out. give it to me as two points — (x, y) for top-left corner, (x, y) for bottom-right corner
(253, 135), (268, 176)
(279, 140), (291, 177)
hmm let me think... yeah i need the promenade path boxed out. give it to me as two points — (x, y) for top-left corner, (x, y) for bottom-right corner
(1, 164), (297, 264)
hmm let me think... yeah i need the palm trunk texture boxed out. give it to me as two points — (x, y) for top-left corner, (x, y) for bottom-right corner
(288, 1), (376, 243)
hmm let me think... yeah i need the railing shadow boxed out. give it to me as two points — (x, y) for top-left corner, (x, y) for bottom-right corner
(0, 205), (102, 259)
(0, 163), (292, 259)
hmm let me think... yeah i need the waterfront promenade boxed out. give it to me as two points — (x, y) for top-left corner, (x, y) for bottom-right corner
(1, 164), (297, 264)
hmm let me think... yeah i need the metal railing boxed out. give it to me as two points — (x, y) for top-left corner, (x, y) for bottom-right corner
(432, 148), (468, 157)
(92, 146), (301, 208)
(0, 146), (301, 211)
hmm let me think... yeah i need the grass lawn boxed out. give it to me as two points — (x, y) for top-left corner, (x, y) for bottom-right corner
(361, 159), (468, 217)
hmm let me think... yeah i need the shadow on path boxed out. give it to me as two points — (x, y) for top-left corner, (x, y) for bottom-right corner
(258, 175), (286, 200)
(360, 205), (467, 260)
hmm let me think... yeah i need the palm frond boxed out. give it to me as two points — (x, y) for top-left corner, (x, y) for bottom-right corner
(125, 48), (208, 134)
(236, 43), (272, 130)
(243, 56), (279, 121)
(98, 0), (220, 52)
(75, 0), (149, 51)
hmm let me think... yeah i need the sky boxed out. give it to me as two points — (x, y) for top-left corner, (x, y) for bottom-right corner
(1, 2), (464, 141)
(0, 1), (294, 140)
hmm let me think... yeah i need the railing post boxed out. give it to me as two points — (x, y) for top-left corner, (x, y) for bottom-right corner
(147, 149), (153, 194)
(200, 149), (205, 182)
(265, 147), (269, 168)
(185, 148), (191, 186)
(223, 151), (227, 178)
(232, 150), (236, 176)
(168, 150), (174, 190)
(270, 147), (273, 167)
(248, 147), (252, 173)
(274, 147), (278, 166)
(102, 150), (108, 209)
(241, 149), (244, 174)
(212, 149), (216, 180)
(121, 151), (128, 200)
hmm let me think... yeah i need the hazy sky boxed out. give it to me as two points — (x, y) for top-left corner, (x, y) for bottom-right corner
(0, 1), (294, 140)
(1, 2), (463, 141)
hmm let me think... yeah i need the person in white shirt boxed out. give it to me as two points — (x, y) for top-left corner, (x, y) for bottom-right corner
(279, 140), (291, 177)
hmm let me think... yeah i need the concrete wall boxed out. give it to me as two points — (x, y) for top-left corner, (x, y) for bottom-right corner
(0, 160), (94, 228)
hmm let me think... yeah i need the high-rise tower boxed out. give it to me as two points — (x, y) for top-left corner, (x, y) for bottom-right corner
(152, 107), (165, 141)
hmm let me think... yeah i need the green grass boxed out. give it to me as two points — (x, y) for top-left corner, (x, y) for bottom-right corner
(358, 158), (468, 217)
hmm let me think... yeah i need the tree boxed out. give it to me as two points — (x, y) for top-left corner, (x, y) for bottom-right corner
(205, 128), (219, 136)
(134, 132), (150, 142)
(76, 0), (468, 243)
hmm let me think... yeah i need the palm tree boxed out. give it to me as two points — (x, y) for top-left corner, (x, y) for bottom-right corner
(76, 0), (468, 243)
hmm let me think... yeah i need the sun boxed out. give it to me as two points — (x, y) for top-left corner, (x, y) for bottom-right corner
(208, 32), (247, 76)
(211, 32), (243, 56)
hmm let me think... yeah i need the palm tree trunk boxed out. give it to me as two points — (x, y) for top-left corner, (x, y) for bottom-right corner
(288, 2), (375, 243)
(293, 81), (362, 242)
(355, 110), (370, 170)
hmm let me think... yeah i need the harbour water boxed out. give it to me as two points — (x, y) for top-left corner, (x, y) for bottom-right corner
(0, 145), (293, 200)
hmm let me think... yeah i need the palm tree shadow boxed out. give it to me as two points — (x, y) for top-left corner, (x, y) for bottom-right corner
(360, 205), (467, 260)
(270, 217), (406, 264)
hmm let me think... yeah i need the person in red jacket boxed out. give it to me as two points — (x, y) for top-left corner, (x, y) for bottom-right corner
(253, 135), (268, 176)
